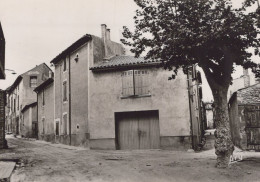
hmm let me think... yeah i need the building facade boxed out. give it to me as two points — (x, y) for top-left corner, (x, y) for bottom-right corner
(49, 24), (205, 150)
(50, 24), (124, 146)
(0, 22), (6, 149)
(227, 69), (256, 100)
(6, 63), (52, 137)
(21, 102), (37, 138)
(89, 59), (204, 150)
(229, 83), (260, 150)
(34, 78), (54, 142)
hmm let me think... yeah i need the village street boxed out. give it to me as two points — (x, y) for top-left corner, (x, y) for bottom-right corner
(0, 135), (259, 182)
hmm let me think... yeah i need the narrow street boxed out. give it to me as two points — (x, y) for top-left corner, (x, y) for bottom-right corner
(0, 136), (259, 182)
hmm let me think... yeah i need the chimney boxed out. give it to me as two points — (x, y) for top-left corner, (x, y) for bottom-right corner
(101, 24), (107, 42)
(106, 29), (110, 41)
(243, 68), (250, 87)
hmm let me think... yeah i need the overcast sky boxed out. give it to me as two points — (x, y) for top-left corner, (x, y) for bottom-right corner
(0, 0), (257, 101)
(0, 0), (137, 89)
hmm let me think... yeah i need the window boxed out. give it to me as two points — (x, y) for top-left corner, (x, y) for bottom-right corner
(63, 81), (67, 101)
(11, 97), (13, 112)
(17, 96), (19, 110)
(30, 76), (37, 87)
(63, 58), (67, 72)
(42, 117), (45, 134)
(63, 113), (67, 135)
(122, 70), (149, 96)
(42, 90), (45, 106)
(14, 98), (16, 113)
(55, 120), (59, 136)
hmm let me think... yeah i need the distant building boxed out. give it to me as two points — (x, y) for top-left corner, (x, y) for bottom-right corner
(21, 102), (37, 138)
(0, 22), (6, 149)
(34, 78), (54, 142)
(205, 102), (214, 129)
(6, 63), (52, 137)
(49, 24), (205, 150)
(227, 69), (256, 100)
(229, 83), (260, 150)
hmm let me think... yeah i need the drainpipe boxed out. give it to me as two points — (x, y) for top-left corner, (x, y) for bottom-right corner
(187, 70), (194, 150)
(69, 54), (72, 145)
(36, 92), (38, 139)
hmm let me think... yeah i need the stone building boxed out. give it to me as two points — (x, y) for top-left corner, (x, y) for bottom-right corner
(49, 24), (205, 150)
(50, 24), (124, 146)
(21, 102), (37, 138)
(227, 69), (256, 100)
(34, 78), (54, 142)
(6, 63), (52, 137)
(0, 22), (6, 149)
(229, 83), (260, 150)
(205, 102), (214, 129)
(89, 58), (204, 150)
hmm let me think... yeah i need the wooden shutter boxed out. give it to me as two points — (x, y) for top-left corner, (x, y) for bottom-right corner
(56, 121), (59, 136)
(63, 81), (67, 101)
(134, 70), (142, 95)
(42, 118), (45, 134)
(134, 70), (149, 95)
(63, 114), (67, 135)
(122, 70), (134, 96)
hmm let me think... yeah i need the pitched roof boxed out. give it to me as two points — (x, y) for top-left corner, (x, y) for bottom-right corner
(21, 102), (37, 113)
(50, 34), (92, 64)
(6, 76), (22, 93)
(6, 63), (50, 94)
(34, 78), (54, 93)
(90, 55), (160, 71)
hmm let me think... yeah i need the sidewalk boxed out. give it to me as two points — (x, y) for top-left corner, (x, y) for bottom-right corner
(0, 161), (16, 182)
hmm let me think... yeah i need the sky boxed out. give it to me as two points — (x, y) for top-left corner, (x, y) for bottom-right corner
(0, 0), (137, 89)
(0, 0), (258, 101)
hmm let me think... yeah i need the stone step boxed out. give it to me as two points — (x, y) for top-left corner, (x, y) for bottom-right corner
(0, 162), (16, 181)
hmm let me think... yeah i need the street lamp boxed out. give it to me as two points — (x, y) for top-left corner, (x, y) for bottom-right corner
(5, 69), (16, 75)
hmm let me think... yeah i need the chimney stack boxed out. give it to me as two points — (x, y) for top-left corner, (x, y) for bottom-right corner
(106, 29), (110, 41)
(101, 24), (107, 42)
(243, 68), (250, 87)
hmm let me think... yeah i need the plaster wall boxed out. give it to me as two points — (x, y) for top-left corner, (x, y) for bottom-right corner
(38, 83), (54, 141)
(89, 68), (191, 145)
(54, 43), (90, 146)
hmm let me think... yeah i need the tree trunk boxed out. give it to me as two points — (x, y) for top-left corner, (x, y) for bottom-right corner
(212, 88), (234, 168)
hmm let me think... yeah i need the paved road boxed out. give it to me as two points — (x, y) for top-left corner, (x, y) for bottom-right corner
(1, 136), (260, 182)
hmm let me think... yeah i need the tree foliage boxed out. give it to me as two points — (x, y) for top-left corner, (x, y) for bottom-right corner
(122, 0), (260, 87)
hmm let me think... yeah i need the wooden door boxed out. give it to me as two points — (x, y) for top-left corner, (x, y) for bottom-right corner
(138, 114), (151, 149)
(118, 112), (139, 150)
(244, 105), (260, 150)
(149, 113), (160, 149)
(116, 110), (160, 150)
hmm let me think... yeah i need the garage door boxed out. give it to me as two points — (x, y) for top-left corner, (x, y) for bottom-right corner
(116, 110), (160, 150)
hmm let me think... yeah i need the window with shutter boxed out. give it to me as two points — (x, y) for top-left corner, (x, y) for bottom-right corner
(30, 76), (37, 87)
(122, 69), (149, 96)
(42, 117), (45, 134)
(63, 81), (67, 102)
(63, 113), (67, 135)
(122, 70), (134, 96)
(55, 120), (60, 136)
(42, 90), (45, 106)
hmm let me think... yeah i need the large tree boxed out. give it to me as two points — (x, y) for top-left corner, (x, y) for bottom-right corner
(121, 0), (260, 168)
